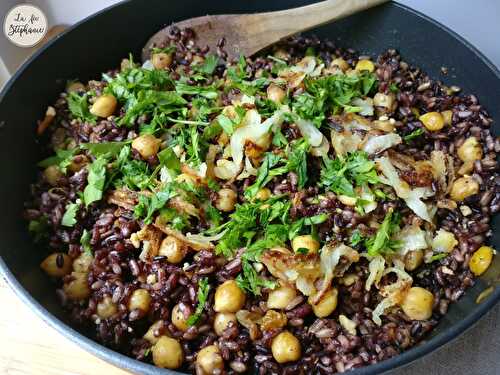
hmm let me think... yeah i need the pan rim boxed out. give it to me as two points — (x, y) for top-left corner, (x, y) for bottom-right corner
(0, 1), (498, 374)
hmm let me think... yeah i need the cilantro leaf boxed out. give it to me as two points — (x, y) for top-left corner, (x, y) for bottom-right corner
(187, 278), (210, 326)
(83, 156), (108, 206)
(61, 202), (79, 227)
(67, 92), (97, 123)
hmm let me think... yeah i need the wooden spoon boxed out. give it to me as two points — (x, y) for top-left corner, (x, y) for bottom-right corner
(142, 0), (388, 62)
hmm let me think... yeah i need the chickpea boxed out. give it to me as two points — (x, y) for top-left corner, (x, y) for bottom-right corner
(196, 345), (224, 374)
(401, 287), (434, 320)
(214, 280), (246, 313)
(63, 272), (91, 300)
(469, 246), (494, 276)
(97, 296), (118, 319)
(267, 285), (297, 310)
(132, 134), (161, 159)
(355, 59), (375, 72)
(89, 94), (117, 118)
(152, 336), (183, 369)
(159, 236), (187, 264)
(419, 112), (444, 131)
(213, 312), (237, 336)
(450, 176), (479, 201)
(215, 188), (237, 212)
(144, 320), (164, 344)
(292, 235), (320, 254)
(267, 84), (286, 103)
(151, 52), (173, 70)
(68, 155), (88, 173)
(67, 81), (85, 93)
(171, 303), (191, 332)
(271, 331), (301, 363)
(457, 137), (483, 162)
(73, 252), (94, 273)
(128, 289), (151, 313)
(441, 110), (453, 126)
(43, 165), (63, 186)
(254, 188), (271, 201)
(40, 253), (72, 277)
(331, 58), (349, 72)
(308, 288), (338, 318)
(404, 250), (424, 271)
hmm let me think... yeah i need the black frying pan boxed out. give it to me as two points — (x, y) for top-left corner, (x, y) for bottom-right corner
(0, 1), (498, 374)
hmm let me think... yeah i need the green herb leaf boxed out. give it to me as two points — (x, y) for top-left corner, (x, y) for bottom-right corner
(134, 183), (177, 224)
(61, 202), (79, 227)
(83, 156), (108, 206)
(216, 114), (236, 135)
(67, 92), (97, 123)
(28, 217), (49, 242)
(292, 71), (377, 126)
(81, 141), (128, 157)
(175, 82), (218, 99)
(286, 139), (310, 189)
(80, 229), (93, 255)
(365, 210), (402, 256)
(237, 259), (277, 296)
(158, 148), (181, 172)
(192, 54), (219, 75)
(38, 148), (76, 174)
(320, 151), (379, 197)
(429, 253), (448, 262)
(403, 128), (424, 142)
(350, 229), (364, 247)
(187, 278), (210, 326)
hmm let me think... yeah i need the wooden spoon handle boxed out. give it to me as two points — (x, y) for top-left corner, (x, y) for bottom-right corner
(242, 0), (389, 55)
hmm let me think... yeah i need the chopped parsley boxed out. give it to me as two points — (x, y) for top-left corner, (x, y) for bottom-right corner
(403, 128), (424, 142)
(292, 71), (377, 127)
(320, 151), (379, 197)
(187, 278), (210, 326)
(134, 183), (178, 224)
(245, 139), (309, 199)
(365, 210), (402, 256)
(83, 156), (108, 206)
(38, 148), (76, 174)
(61, 202), (80, 227)
(192, 54), (219, 75)
(80, 229), (93, 255)
(67, 92), (97, 123)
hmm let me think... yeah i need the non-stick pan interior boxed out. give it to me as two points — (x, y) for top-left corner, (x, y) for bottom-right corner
(0, 1), (498, 374)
